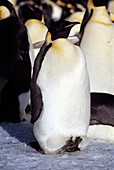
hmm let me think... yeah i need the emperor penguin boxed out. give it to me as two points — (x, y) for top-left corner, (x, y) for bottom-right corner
(30, 20), (90, 154)
(79, 0), (109, 44)
(0, 0), (31, 122)
(79, 0), (114, 141)
(18, 1), (48, 45)
(18, 1), (48, 69)
(80, 2), (114, 95)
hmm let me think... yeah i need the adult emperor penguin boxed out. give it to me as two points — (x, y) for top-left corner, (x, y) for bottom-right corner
(79, 0), (114, 141)
(0, 0), (31, 122)
(80, 1), (114, 94)
(30, 20), (90, 154)
(17, 1), (48, 73)
(18, 1), (48, 45)
(79, 0), (109, 44)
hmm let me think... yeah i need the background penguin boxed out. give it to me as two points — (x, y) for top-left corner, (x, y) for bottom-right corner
(17, 0), (48, 65)
(0, 0), (31, 122)
(79, 0), (114, 141)
(17, 1), (48, 44)
(46, 0), (63, 22)
(80, 1), (114, 94)
(30, 20), (90, 154)
(78, 0), (110, 44)
(15, 0), (44, 76)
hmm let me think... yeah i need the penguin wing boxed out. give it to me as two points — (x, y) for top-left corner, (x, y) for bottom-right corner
(31, 41), (52, 123)
(30, 80), (43, 123)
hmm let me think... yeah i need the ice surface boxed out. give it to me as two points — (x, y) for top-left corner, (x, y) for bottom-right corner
(0, 121), (114, 170)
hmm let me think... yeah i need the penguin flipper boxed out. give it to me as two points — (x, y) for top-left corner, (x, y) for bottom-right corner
(30, 42), (52, 124)
(30, 80), (43, 124)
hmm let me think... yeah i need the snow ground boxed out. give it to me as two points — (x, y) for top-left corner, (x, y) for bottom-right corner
(0, 121), (114, 170)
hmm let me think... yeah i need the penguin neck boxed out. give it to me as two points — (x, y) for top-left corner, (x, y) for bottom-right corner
(88, 0), (94, 12)
(25, 19), (44, 26)
(90, 6), (112, 25)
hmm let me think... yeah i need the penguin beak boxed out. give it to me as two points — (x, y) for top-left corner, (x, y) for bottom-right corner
(65, 21), (80, 29)
(33, 40), (45, 49)
(0, 6), (10, 20)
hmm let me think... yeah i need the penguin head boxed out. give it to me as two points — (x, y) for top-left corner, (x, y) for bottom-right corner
(18, 2), (42, 24)
(0, 0), (17, 20)
(47, 20), (80, 41)
(38, 0), (53, 28)
(88, 0), (108, 8)
(87, 0), (109, 22)
(92, 0), (108, 7)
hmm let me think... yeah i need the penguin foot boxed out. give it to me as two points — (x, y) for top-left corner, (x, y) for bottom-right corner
(59, 136), (82, 154)
(29, 141), (44, 154)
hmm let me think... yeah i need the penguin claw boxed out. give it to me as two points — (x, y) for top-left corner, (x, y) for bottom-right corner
(61, 136), (82, 153)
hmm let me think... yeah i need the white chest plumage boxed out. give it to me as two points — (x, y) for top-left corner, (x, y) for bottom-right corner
(25, 19), (48, 44)
(80, 7), (114, 94)
(33, 38), (90, 154)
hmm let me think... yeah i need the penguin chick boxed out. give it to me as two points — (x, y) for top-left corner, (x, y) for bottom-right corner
(30, 20), (90, 154)
(0, 0), (31, 122)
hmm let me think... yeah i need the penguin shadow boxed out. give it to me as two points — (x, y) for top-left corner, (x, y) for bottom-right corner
(0, 120), (36, 145)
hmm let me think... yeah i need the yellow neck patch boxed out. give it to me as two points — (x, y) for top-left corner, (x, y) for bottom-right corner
(57, 0), (65, 7)
(0, 6), (10, 20)
(88, 0), (94, 10)
(91, 20), (112, 25)
(46, 32), (52, 45)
